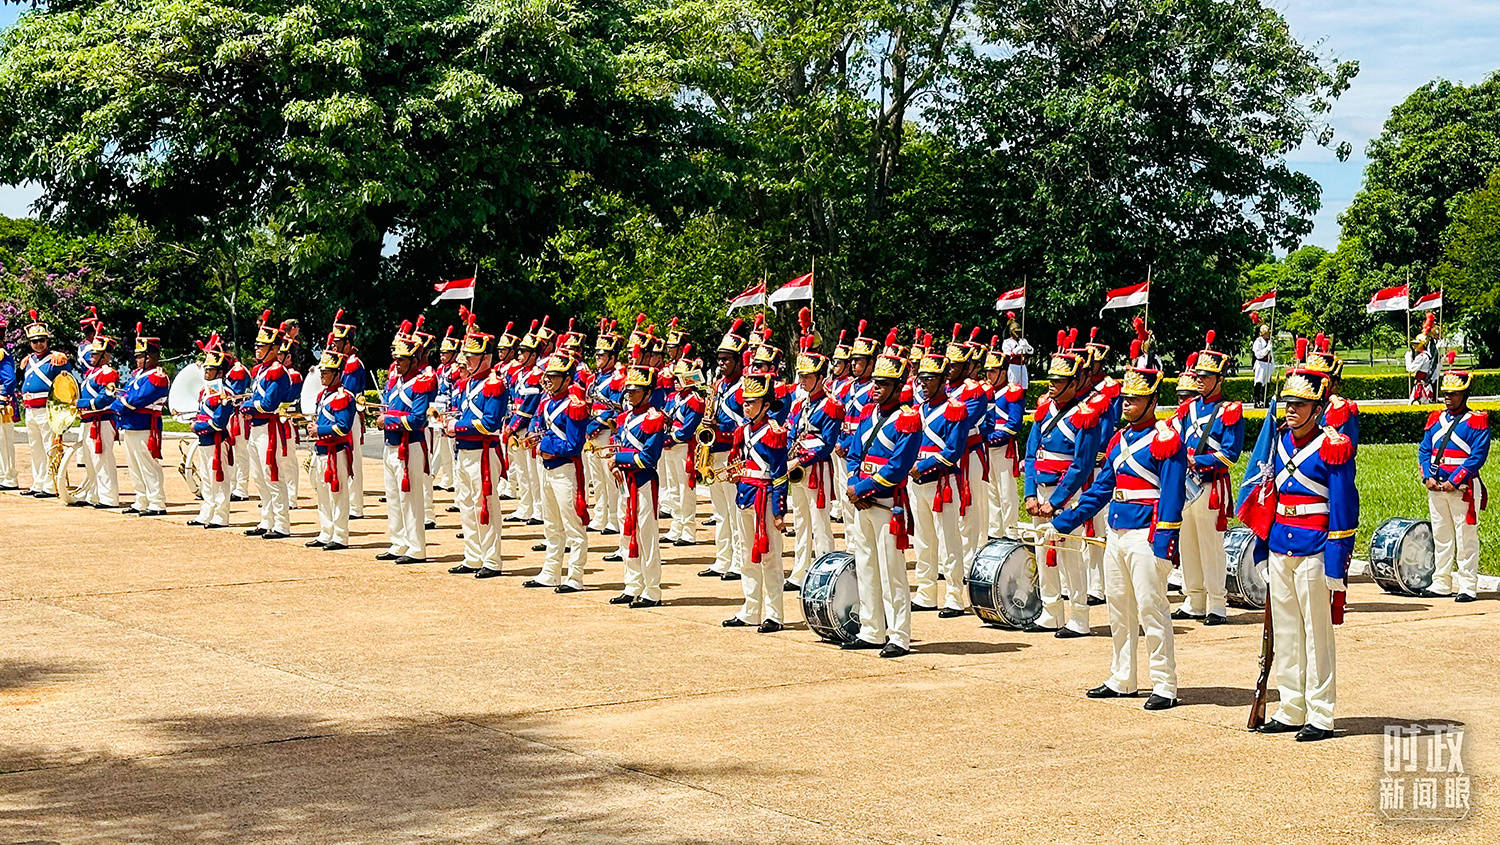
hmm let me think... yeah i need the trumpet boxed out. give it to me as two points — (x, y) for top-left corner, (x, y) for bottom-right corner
(507, 431), (541, 450)
(1006, 524), (1107, 550)
(584, 440), (621, 455)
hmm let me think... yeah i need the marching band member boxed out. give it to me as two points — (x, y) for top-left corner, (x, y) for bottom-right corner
(1406, 333), (1436, 404)
(1306, 340), (1360, 447)
(609, 360), (668, 607)
(224, 349), (253, 502)
(1080, 333), (1122, 606)
(984, 338), (1026, 538)
(843, 335), (921, 657)
(1419, 367), (1490, 602)
(586, 323), (625, 536)
(277, 321), (306, 505)
(1023, 345), (1103, 638)
(524, 351), (591, 590)
(329, 310), (369, 517)
(188, 338), (235, 528)
(1001, 314), (1032, 390)
(784, 333), (842, 590)
(18, 311), (70, 497)
(430, 327), (462, 493)
(504, 327), (545, 526)
(664, 350), (705, 546)
(1047, 367), (1185, 709)
(834, 322), (878, 525)
(946, 326), (992, 562)
(723, 372), (790, 632)
(491, 321), (519, 499)
(243, 316), (296, 539)
(1253, 368), (1356, 742)
(909, 343), (972, 617)
(408, 319), (441, 528)
(74, 331), (121, 509)
(448, 325), (509, 578)
(305, 350), (357, 550)
(111, 325), (169, 516)
(1175, 334), (1243, 625)
(377, 325), (435, 563)
(0, 318), (18, 490)
(701, 320), (749, 580)
(826, 332), (852, 522)
(1252, 324), (1274, 408)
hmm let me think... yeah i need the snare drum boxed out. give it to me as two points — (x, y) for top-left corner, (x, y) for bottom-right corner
(1369, 518), (1436, 596)
(1223, 527), (1267, 609)
(801, 552), (860, 644)
(966, 538), (1042, 629)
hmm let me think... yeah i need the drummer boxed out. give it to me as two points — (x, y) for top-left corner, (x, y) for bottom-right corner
(189, 338), (237, 529)
(1045, 367), (1185, 710)
(75, 331), (122, 509)
(110, 325), (170, 516)
(1419, 369), (1490, 602)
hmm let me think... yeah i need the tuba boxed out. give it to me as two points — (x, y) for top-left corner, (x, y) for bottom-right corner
(45, 370), (82, 482)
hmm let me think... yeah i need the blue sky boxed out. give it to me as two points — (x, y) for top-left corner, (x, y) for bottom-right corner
(1, 2), (1497, 249)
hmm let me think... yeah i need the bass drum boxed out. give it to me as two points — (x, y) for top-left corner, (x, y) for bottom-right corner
(966, 538), (1042, 629)
(801, 552), (859, 644)
(168, 363), (207, 422)
(300, 366), (321, 417)
(1223, 527), (1267, 610)
(1369, 517), (1435, 596)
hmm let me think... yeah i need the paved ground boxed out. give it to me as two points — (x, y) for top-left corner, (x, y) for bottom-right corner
(2, 443), (1497, 842)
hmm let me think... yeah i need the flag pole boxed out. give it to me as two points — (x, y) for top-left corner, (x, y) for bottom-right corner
(1143, 265), (1152, 338)
(1021, 277), (1027, 338)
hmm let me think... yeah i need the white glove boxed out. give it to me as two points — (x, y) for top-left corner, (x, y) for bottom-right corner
(1035, 521), (1059, 545)
(1325, 576), (1346, 594)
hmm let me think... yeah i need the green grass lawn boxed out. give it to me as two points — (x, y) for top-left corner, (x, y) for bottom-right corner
(1230, 442), (1499, 575)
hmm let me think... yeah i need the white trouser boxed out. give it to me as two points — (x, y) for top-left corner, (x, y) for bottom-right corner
(829, 453), (848, 521)
(1101, 528), (1176, 697)
(24, 407), (54, 493)
(788, 472), (833, 586)
(708, 475), (744, 574)
(512, 446), (539, 521)
(456, 447), (502, 571)
(311, 451), (351, 544)
(423, 429), (438, 523)
(79, 418), (119, 506)
(0, 410), (16, 486)
(586, 434), (619, 530)
(195, 442), (232, 526)
(960, 449), (989, 563)
(1179, 493), (1227, 616)
(383, 443), (428, 557)
(1268, 552), (1336, 730)
(734, 499), (784, 624)
(848, 500), (911, 649)
(119, 428), (165, 511)
(1086, 511), (1107, 599)
(430, 430), (454, 488)
(231, 430), (251, 498)
(987, 446), (1018, 538)
(621, 478), (661, 600)
(539, 460), (587, 585)
(662, 443), (695, 541)
(1429, 486), (1481, 597)
(910, 478), (964, 610)
(1034, 484), (1089, 633)
(349, 423), (366, 517)
(247, 424), (292, 533)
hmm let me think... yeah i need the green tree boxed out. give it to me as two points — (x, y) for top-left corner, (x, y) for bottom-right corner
(1432, 169), (1500, 361)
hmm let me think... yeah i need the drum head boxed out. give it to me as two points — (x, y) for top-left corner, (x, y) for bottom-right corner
(168, 363), (207, 417)
(1393, 521), (1436, 594)
(1223, 527), (1267, 610)
(967, 538), (1040, 629)
(300, 366), (321, 416)
(800, 552), (859, 644)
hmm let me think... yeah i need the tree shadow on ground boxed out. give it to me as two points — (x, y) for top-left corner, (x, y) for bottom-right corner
(0, 660), (91, 692)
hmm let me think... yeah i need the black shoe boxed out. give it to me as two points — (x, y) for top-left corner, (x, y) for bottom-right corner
(244, 526), (266, 536)
(350, 513), (365, 519)
(783, 580), (801, 592)
(1087, 684), (1129, 699)
(1456, 594), (1478, 603)
(32, 491), (57, 499)
(1295, 725), (1334, 742)
(1418, 589), (1450, 598)
(911, 602), (938, 613)
(1144, 694), (1179, 711)
(322, 542), (347, 550)
(68, 501), (90, 508)
(673, 539), (694, 547)
(527, 518), (543, 526)
(697, 568), (721, 578)
(456, 533), (463, 539)
(1255, 719), (1303, 734)
(424, 520), (437, 530)
(187, 519), (204, 525)
(305, 539), (326, 548)
(450, 565), (481, 574)
(263, 531), (288, 540)
(522, 579), (552, 588)
(531, 542), (547, 552)
(505, 515), (527, 523)
(231, 495), (249, 502)
(1055, 628), (1088, 639)
(840, 638), (884, 650)
(1204, 613), (1228, 626)
(555, 584), (582, 594)
(631, 598), (662, 609)
(474, 568), (503, 579)
(757, 619), (783, 633)
(1171, 609), (1205, 621)
(395, 556), (426, 565)
(608, 593), (635, 605)
(93, 503), (114, 509)
(722, 616), (751, 628)
(938, 608), (966, 619)
(879, 643), (910, 658)
(122, 506), (141, 515)
(720, 572), (741, 581)
(446, 506), (459, 513)
(375, 552), (401, 561)
(206, 523), (230, 530)
(1086, 594), (1105, 606)
(601, 528), (619, 536)
(1024, 624), (1060, 633)
(602, 552), (623, 563)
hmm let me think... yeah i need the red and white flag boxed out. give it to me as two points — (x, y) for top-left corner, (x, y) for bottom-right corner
(994, 285), (1027, 311)
(1365, 283), (1409, 313)
(726, 280), (768, 312)
(1099, 279), (1149, 315)
(432, 276), (475, 304)
(767, 271), (813, 306)
(1242, 289), (1276, 312)
(1411, 290), (1443, 312)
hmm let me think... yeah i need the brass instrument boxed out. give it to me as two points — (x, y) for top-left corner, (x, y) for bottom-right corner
(507, 431), (541, 450)
(1006, 524), (1107, 550)
(785, 463), (806, 485)
(583, 440), (621, 455)
(693, 383), (722, 483)
(45, 370), (82, 485)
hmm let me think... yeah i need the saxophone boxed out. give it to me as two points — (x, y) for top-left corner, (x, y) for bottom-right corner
(694, 380), (722, 484)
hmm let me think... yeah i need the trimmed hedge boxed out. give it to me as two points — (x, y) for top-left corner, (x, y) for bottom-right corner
(1021, 370), (1500, 404)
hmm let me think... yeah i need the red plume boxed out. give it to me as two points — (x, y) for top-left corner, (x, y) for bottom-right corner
(458, 304), (469, 322)
(1132, 315), (1146, 341)
(1089, 326), (1099, 342)
(1294, 337), (1308, 362)
(258, 309), (271, 325)
(1314, 332), (1326, 352)
(1205, 330), (1216, 348)
(952, 323), (962, 342)
(1066, 328), (1078, 347)
(989, 335), (999, 350)
(1055, 330), (1066, 347)
(334, 308), (344, 322)
(528, 319), (539, 332)
(857, 319), (868, 336)
(195, 339), (206, 352)
(415, 315), (426, 331)
(634, 313), (647, 328)
(326, 332), (336, 345)
(1250, 311), (1260, 325)
(669, 316), (679, 329)
(400, 320), (413, 334)
(28, 309), (37, 321)
(800, 334), (813, 351)
(443, 325), (454, 339)
(1005, 311), (1016, 320)
(1186, 351), (1199, 368)
(567, 317), (576, 332)
(1423, 313), (1437, 334)
(135, 321), (143, 334)
(540, 315), (550, 328)
(798, 307), (811, 330)
(503, 320), (514, 334)
(1129, 339), (1142, 359)
(682, 343), (692, 357)
(752, 313), (765, 330)
(884, 327), (899, 347)
(837, 330), (847, 344)
(1446, 350), (1457, 365)
(208, 332), (220, 348)
(728, 318), (743, 334)
(969, 326), (983, 342)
